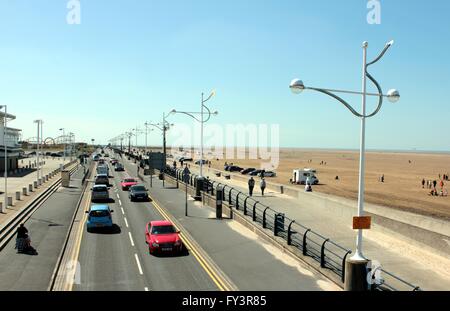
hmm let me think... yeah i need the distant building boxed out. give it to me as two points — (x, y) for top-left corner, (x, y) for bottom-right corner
(0, 111), (23, 172)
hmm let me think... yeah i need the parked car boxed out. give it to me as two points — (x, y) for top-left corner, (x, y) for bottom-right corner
(95, 174), (109, 186)
(86, 204), (114, 232)
(121, 178), (138, 191)
(145, 220), (182, 255)
(115, 163), (125, 171)
(91, 184), (110, 202)
(262, 171), (277, 177)
(228, 166), (243, 173)
(241, 168), (256, 175)
(110, 158), (118, 165)
(129, 185), (149, 202)
(51, 153), (62, 158)
(179, 157), (193, 162)
(195, 160), (208, 165)
(249, 170), (263, 176)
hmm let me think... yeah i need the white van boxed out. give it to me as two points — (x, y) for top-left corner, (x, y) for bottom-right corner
(292, 169), (319, 185)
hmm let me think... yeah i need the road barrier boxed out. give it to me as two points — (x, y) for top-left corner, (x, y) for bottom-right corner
(165, 165), (422, 291)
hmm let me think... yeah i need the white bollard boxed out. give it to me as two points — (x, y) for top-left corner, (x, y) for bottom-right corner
(7, 197), (13, 206)
(23, 187), (28, 196)
(15, 191), (21, 201)
(29, 184), (33, 192)
(34, 181), (38, 188)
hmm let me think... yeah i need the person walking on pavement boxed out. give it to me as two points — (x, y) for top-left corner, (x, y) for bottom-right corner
(433, 180), (437, 189)
(248, 177), (255, 197)
(260, 177), (267, 196)
(422, 179), (426, 188)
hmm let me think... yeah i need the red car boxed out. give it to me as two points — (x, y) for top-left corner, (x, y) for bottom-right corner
(110, 159), (118, 165)
(121, 178), (138, 190)
(145, 221), (183, 255)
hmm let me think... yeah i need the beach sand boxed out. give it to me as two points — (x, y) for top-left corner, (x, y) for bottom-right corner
(168, 148), (450, 220)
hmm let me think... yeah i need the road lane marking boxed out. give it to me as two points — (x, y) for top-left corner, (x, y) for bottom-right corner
(144, 287), (149, 291)
(124, 217), (129, 228)
(149, 195), (231, 291)
(129, 232), (135, 246)
(121, 207), (125, 215)
(134, 253), (143, 275)
(116, 194), (120, 199)
(119, 199), (122, 206)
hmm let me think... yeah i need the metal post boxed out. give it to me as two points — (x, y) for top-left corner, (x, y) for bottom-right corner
(36, 121), (40, 182)
(353, 42), (368, 262)
(200, 93), (204, 177)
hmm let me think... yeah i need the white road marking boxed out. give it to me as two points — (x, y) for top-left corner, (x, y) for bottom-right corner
(144, 287), (149, 291)
(124, 217), (129, 228)
(129, 232), (135, 246)
(116, 194), (120, 199)
(119, 199), (122, 206)
(121, 207), (125, 215)
(135, 254), (143, 275)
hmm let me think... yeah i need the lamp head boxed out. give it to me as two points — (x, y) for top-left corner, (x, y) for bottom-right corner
(386, 40), (394, 47)
(170, 109), (177, 114)
(213, 111), (219, 116)
(289, 79), (305, 94)
(387, 89), (400, 103)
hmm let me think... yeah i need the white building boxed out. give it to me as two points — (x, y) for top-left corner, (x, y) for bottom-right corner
(0, 111), (23, 172)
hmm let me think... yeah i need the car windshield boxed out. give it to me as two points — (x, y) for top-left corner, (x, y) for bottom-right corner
(151, 225), (176, 235)
(132, 186), (146, 191)
(124, 179), (136, 183)
(93, 187), (107, 192)
(90, 210), (110, 217)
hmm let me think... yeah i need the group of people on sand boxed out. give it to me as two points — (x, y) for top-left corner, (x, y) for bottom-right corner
(422, 177), (448, 197)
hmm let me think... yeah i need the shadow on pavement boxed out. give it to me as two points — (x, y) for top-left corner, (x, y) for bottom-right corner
(87, 224), (122, 235)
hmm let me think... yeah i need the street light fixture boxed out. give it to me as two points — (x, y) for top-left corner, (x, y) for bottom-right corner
(290, 40), (400, 290)
(170, 90), (218, 177)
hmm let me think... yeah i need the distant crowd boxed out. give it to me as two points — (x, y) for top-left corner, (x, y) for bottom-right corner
(422, 173), (448, 197)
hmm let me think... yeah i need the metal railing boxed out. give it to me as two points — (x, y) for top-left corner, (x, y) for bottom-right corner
(165, 165), (421, 291)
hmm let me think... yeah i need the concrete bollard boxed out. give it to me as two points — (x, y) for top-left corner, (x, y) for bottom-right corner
(29, 184), (33, 192)
(7, 196), (13, 206)
(15, 191), (21, 201)
(34, 181), (38, 188)
(45, 175), (49, 181)
(23, 187), (28, 196)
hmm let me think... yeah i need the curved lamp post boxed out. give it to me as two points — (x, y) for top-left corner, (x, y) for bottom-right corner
(290, 40), (400, 290)
(170, 91), (218, 177)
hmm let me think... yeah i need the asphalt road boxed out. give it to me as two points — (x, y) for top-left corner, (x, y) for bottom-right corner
(0, 166), (85, 291)
(73, 156), (219, 291)
(87, 150), (340, 291)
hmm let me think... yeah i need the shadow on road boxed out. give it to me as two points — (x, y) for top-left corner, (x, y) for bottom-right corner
(87, 224), (122, 235)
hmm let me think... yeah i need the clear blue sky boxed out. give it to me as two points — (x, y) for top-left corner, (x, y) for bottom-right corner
(1, 0), (449, 151)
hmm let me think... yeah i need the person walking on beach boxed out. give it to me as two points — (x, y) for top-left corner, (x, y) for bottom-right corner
(440, 179), (444, 190)
(260, 178), (267, 196)
(433, 180), (437, 189)
(248, 177), (255, 197)
(422, 179), (426, 188)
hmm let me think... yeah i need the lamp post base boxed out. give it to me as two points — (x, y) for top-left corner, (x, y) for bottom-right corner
(344, 258), (371, 291)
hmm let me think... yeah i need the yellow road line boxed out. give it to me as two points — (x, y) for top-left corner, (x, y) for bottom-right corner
(67, 188), (91, 291)
(149, 195), (229, 291)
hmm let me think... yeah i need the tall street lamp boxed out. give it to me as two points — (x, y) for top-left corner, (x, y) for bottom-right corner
(59, 128), (66, 158)
(171, 91), (218, 177)
(290, 40), (400, 291)
(34, 120), (43, 183)
(146, 112), (174, 186)
(143, 122), (155, 152)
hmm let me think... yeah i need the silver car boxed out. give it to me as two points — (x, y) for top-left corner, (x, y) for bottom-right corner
(91, 184), (110, 202)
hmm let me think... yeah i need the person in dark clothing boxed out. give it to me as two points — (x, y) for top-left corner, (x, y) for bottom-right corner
(433, 180), (437, 189)
(16, 224), (28, 239)
(260, 178), (267, 196)
(248, 177), (255, 196)
(422, 179), (425, 188)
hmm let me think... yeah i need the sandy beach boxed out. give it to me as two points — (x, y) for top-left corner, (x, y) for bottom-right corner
(166, 148), (450, 220)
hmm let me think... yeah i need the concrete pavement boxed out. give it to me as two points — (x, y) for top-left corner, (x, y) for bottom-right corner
(184, 163), (450, 290)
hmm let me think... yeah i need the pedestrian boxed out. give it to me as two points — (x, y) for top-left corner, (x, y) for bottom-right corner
(433, 180), (437, 189)
(381, 174), (385, 183)
(422, 179), (425, 188)
(248, 177), (255, 197)
(260, 177), (267, 196)
(440, 179), (444, 189)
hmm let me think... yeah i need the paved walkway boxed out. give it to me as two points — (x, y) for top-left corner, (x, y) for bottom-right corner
(185, 164), (450, 291)
(0, 157), (73, 227)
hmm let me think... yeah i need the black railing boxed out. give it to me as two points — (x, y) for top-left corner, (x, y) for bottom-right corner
(166, 166), (421, 291)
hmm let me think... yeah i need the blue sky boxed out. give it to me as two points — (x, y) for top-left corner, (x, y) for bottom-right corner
(0, 0), (449, 151)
